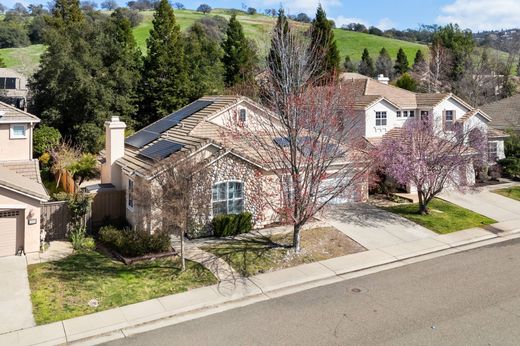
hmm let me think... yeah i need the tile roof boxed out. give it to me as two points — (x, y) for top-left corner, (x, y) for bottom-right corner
(0, 101), (40, 123)
(487, 128), (510, 138)
(0, 160), (43, 183)
(480, 93), (520, 129)
(416, 93), (449, 107)
(0, 162), (48, 200)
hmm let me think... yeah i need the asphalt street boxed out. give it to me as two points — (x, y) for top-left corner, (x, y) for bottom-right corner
(105, 238), (520, 346)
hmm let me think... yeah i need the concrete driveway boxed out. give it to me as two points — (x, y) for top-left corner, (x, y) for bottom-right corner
(324, 203), (438, 250)
(440, 184), (520, 222)
(0, 256), (35, 334)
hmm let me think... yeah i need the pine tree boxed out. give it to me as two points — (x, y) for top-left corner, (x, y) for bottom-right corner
(139, 0), (189, 125)
(413, 49), (426, 70)
(375, 47), (393, 78)
(343, 55), (355, 72)
(309, 4), (340, 80)
(185, 22), (224, 100)
(396, 72), (417, 91)
(221, 14), (257, 87)
(394, 47), (409, 75)
(51, 0), (84, 26)
(358, 48), (375, 77)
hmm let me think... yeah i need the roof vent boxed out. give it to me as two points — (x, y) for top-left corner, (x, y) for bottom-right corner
(377, 74), (389, 85)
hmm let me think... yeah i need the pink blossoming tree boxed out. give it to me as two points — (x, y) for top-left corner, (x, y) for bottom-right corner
(378, 118), (486, 214)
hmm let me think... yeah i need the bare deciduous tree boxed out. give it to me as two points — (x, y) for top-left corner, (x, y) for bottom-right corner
(222, 15), (370, 253)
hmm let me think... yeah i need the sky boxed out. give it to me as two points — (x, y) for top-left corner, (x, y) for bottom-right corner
(6, 0), (520, 31)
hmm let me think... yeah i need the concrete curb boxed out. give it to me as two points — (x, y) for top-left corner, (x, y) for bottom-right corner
(2, 226), (520, 346)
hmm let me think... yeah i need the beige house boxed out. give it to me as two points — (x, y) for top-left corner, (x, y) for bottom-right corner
(0, 68), (29, 110)
(0, 102), (48, 257)
(101, 95), (367, 236)
(481, 93), (520, 132)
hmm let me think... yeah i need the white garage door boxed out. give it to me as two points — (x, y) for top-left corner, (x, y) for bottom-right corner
(0, 210), (20, 257)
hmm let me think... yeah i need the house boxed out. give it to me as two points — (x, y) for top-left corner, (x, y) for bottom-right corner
(101, 96), (368, 235)
(342, 73), (507, 169)
(481, 93), (520, 132)
(0, 68), (29, 111)
(0, 102), (48, 257)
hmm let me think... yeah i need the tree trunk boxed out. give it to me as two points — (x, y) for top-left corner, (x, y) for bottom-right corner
(417, 191), (428, 215)
(180, 219), (186, 271)
(293, 223), (301, 253)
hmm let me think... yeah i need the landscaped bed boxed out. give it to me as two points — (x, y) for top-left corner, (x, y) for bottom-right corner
(493, 186), (520, 201)
(28, 250), (217, 324)
(202, 227), (365, 277)
(384, 198), (496, 234)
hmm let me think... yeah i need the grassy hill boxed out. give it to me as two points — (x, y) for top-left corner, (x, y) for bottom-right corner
(0, 9), (428, 76)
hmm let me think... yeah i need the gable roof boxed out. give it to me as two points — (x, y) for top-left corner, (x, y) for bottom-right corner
(117, 96), (265, 176)
(0, 161), (48, 201)
(481, 93), (520, 129)
(0, 101), (40, 123)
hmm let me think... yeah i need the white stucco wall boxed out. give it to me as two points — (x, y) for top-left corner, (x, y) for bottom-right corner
(364, 100), (399, 137)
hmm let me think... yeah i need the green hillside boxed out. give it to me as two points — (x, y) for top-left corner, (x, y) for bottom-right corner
(0, 9), (428, 76)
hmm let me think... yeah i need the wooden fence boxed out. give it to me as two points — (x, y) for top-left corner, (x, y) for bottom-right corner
(41, 189), (126, 240)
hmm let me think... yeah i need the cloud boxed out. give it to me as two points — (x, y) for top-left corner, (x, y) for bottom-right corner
(376, 18), (395, 30)
(334, 16), (368, 28)
(437, 0), (520, 31)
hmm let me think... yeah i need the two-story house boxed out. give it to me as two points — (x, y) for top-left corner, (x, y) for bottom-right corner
(0, 102), (48, 257)
(0, 68), (29, 111)
(343, 73), (507, 166)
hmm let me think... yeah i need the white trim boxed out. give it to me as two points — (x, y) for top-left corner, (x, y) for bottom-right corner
(211, 180), (245, 216)
(0, 204), (26, 209)
(0, 184), (48, 202)
(126, 178), (134, 211)
(10, 123), (27, 139)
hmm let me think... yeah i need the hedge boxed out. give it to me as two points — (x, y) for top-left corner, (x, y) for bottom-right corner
(99, 226), (171, 257)
(211, 212), (253, 237)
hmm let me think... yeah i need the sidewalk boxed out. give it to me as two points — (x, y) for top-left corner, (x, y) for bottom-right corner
(3, 219), (520, 346)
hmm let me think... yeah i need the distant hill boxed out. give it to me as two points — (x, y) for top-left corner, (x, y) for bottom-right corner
(0, 9), (428, 76)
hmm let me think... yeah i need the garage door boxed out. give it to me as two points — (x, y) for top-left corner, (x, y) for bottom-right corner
(0, 210), (20, 257)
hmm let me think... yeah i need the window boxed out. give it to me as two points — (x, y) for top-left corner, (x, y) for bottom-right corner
(420, 110), (429, 119)
(10, 124), (26, 139)
(239, 109), (247, 122)
(396, 111), (401, 118)
(444, 110), (454, 130)
(375, 111), (387, 126)
(403, 110), (408, 118)
(212, 181), (244, 215)
(0, 77), (16, 90)
(127, 179), (134, 209)
(488, 142), (498, 161)
(409, 110), (415, 117)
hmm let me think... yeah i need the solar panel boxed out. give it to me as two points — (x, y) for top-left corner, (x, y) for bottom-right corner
(144, 118), (177, 134)
(125, 130), (160, 148)
(139, 140), (184, 160)
(164, 100), (214, 124)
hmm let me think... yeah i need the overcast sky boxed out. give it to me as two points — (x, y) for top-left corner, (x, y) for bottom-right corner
(7, 0), (520, 32)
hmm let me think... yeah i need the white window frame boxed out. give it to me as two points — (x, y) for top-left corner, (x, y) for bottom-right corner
(444, 110), (454, 130)
(403, 110), (408, 118)
(127, 179), (134, 211)
(488, 141), (498, 161)
(212, 180), (245, 216)
(375, 111), (387, 126)
(10, 124), (26, 139)
(396, 111), (401, 118)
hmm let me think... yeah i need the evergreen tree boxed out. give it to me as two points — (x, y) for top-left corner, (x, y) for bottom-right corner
(413, 49), (426, 70)
(267, 9), (290, 81)
(375, 47), (393, 78)
(309, 4), (340, 80)
(51, 0), (84, 25)
(221, 14), (257, 87)
(394, 47), (409, 75)
(185, 22), (224, 100)
(433, 24), (475, 81)
(139, 0), (189, 125)
(358, 48), (375, 77)
(343, 55), (355, 72)
(395, 72), (417, 91)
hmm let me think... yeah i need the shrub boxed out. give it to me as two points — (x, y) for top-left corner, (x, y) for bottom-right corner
(69, 226), (95, 251)
(99, 226), (171, 257)
(499, 157), (520, 179)
(211, 212), (253, 237)
(33, 125), (62, 157)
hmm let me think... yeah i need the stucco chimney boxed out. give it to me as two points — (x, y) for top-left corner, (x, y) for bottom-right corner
(101, 116), (126, 189)
(377, 74), (389, 84)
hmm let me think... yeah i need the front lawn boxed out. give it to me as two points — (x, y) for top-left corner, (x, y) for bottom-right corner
(203, 227), (365, 277)
(493, 186), (520, 201)
(28, 251), (217, 324)
(384, 198), (496, 234)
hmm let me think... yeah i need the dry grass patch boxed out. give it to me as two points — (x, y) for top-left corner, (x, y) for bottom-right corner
(203, 227), (365, 277)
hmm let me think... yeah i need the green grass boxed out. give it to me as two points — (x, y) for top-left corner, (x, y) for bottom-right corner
(203, 227), (365, 276)
(28, 250), (217, 324)
(493, 186), (520, 201)
(384, 198), (496, 234)
(0, 44), (44, 75)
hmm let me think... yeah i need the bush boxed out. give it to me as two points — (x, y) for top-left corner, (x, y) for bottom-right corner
(33, 125), (61, 157)
(499, 157), (520, 179)
(99, 226), (171, 257)
(69, 226), (95, 251)
(211, 212), (253, 237)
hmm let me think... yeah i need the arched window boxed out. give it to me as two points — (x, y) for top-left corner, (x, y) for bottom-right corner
(212, 181), (244, 215)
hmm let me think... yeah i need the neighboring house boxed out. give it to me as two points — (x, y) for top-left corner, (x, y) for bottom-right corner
(0, 68), (29, 111)
(101, 96), (368, 234)
(481, 93), (520, 132)
(342, 72), (507, 187)
(0, 102), (48, 257)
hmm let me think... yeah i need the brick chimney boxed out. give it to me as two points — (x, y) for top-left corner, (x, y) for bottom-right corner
(101, 116), (126, 189)
(377, 74), (389, 84)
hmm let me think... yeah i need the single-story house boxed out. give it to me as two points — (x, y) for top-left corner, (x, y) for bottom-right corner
(481, 93), (520, 133)
(101, 95), (368, 235)
(0, 102), (48, 257)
